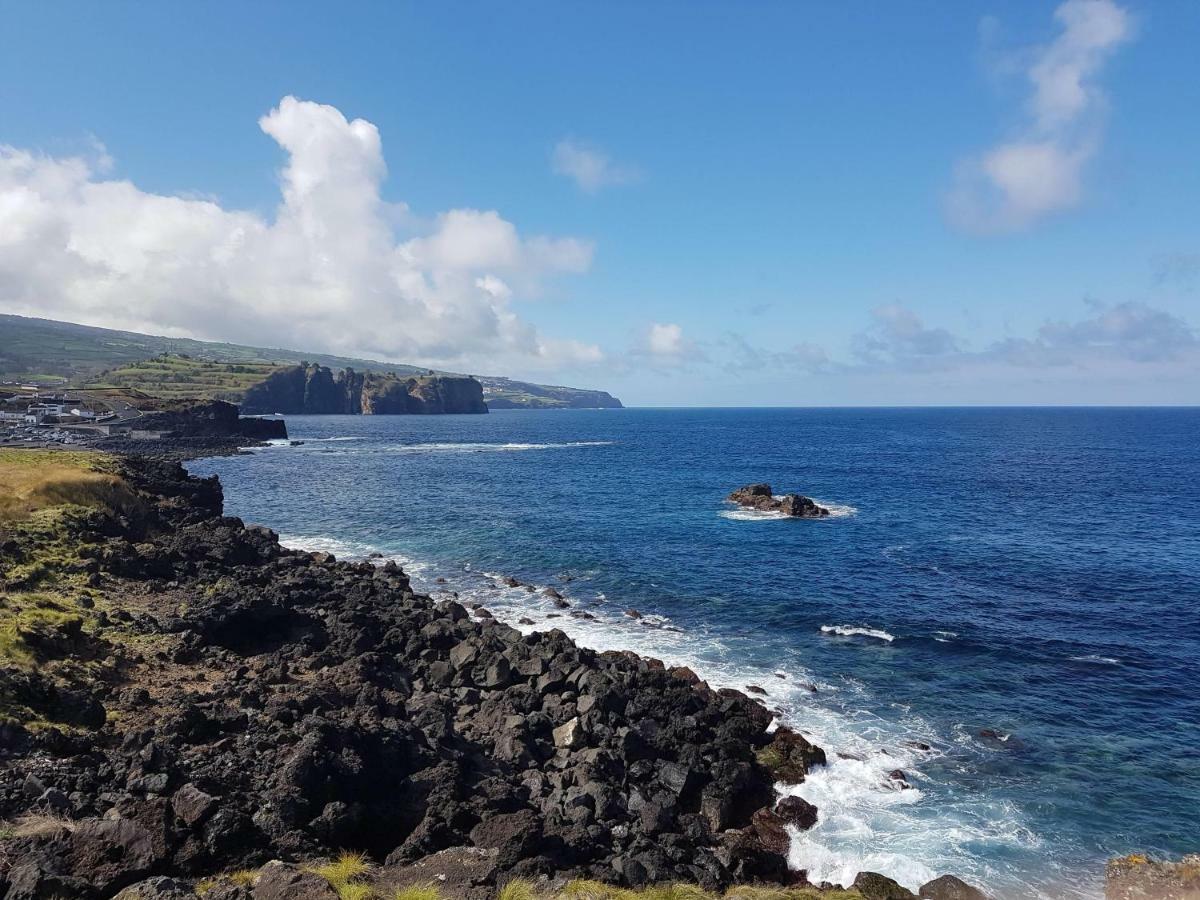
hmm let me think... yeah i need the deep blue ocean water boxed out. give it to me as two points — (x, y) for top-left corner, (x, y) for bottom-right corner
(188, 408), (1200, 899)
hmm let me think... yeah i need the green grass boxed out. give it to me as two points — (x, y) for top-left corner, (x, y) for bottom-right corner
(499, 881), (538, 900)
(308, 851), (376, 899)
(393, 887), (443, 900)
(82, 354), (286, 401)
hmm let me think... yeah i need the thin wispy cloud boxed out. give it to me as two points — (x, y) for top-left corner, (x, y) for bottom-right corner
(947, 0), (1133, 233)
(552, 139), (640, 193)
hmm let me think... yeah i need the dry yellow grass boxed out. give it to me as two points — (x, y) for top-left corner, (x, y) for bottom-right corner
(0, 449), (134, 523)
(0, 811), (76, 839)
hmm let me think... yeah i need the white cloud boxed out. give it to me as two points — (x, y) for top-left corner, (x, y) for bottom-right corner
(552, 139), (639, 193)
(646, 322), (685, 357)
(947, 0), (1132, 233)
(0, 96), (602, 371)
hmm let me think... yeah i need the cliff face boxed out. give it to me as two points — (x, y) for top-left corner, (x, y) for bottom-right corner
(241, 364), (487, 415)
(134, 400), (288, 440)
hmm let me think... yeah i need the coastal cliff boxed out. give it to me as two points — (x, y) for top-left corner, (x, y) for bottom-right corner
(240, 364), (487, 415)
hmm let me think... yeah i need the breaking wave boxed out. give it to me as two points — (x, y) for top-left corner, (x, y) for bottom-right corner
(821, 625), (896, 643)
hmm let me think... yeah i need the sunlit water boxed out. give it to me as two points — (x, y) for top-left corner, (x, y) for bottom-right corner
(189, 407), (1200, 898)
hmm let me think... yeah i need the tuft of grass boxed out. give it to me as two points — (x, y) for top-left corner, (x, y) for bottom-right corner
(308, 851), (376, 899)
(499, 881), (538, 900)
(228, 869), (258, 887)
(0, 812), (76, 840)
(337, 884), (375, 900)
(393, 887), (442, 900)
(194, 878), (219, 896)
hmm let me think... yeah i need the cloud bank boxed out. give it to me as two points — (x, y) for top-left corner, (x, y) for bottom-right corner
(0, 96), (602, 371)
(947, 0), (1133, 233)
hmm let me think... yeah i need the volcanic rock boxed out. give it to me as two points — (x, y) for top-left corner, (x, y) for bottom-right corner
(727, 484), (829, 518)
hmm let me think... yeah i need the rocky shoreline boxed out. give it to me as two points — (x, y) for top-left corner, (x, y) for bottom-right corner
(0, 453), (853, 899)
(3, 450), (1181, 900)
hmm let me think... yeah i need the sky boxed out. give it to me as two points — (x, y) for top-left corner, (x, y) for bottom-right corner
(1, 0), (1198, 406)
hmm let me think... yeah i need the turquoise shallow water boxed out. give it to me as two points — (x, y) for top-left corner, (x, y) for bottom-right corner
(189, 407), (1200, 899)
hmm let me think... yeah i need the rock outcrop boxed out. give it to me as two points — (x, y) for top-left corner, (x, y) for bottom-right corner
(1106, 854), (1200, 900)
(0, 456), (800, 897)
(728, 484), (829, 518)
(132, 400), (287, 441)
(241, 364), (487, 415)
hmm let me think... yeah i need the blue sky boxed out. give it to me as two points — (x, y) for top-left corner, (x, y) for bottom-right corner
(1, 1), (1197, 405)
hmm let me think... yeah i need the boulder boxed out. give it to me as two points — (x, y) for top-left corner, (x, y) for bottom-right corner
(919, 874), (992, 900)
(854, 871), (919, 900)
(252, 861), (340, 900)
(776, 795), (818, 830)
(171, 783), (217, 826)
(115, 876), (196, 900)
(750, 807), (791, 855)
(757, 727), (827, 782)
(64, 817), (161, 894)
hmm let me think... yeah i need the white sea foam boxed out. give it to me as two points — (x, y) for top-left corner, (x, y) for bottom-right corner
(718, 507), (790, 521)
(821, 625), (896, 643)
(277, 533), (377, 558)
(720, 495), (857, 521)
(933, 630), (958, 643)
(384, 440), (613, 454)
(811, 498), (859, 518)
(1070, 654), (1120, 665)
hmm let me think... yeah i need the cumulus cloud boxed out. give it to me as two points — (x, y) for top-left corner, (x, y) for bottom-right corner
(0, 96), (602, 371)
(552, 139), (639, 193)
(947, 0), (1133, 233)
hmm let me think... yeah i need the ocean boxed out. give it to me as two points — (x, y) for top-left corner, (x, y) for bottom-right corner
(187, 407), (1200, 899)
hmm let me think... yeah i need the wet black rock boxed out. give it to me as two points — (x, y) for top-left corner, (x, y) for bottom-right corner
(727, 484), (829, 518)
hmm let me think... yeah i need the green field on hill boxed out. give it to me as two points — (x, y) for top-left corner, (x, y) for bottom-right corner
(83, 355), (286, 400)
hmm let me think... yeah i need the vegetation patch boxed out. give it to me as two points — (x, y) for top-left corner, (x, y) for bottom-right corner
(84, 354), (286, 401)
(0, 449), (134, 524)
(308, 851), (376, 899)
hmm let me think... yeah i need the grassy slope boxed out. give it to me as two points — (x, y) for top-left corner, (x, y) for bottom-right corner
(0, 449), (135, 718)
(0, 314), (620, 408)
(83, 355), (288, 400)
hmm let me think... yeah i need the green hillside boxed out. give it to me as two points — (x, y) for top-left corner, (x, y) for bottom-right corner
(83, 355), (288, 400)
(0, 314), (623, 408)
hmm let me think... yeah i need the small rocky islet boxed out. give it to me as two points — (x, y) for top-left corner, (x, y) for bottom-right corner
(727, 485), (829, 518)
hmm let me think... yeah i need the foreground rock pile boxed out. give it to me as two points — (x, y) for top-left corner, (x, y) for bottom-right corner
(1, 456), (836, 898)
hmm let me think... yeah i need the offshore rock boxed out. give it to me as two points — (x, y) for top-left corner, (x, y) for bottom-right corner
(728, 484), (829, 518)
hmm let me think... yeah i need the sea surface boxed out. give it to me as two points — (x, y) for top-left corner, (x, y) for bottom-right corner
(188, 408), (1200, 899)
